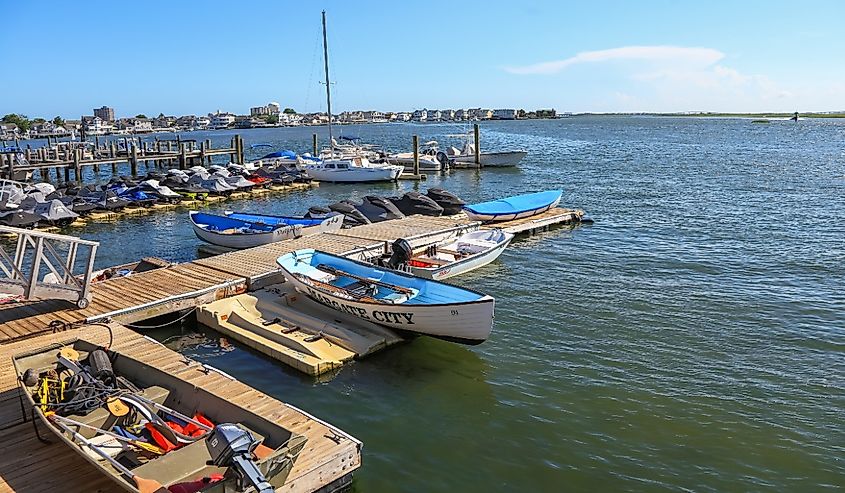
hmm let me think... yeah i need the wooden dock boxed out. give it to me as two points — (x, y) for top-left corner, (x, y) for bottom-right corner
(0, 206), (585, 491)
(0, 323), (360, 493)
(0, 208), (585, 343)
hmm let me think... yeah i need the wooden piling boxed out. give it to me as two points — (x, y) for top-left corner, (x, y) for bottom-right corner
(313, 133), (318, 155)
(73, 149), (82, 183)
(473, 123), (481, 168)
(412, 135), (420, 175)
(179, 143), (187, 170)
(130, 145), (138, 176)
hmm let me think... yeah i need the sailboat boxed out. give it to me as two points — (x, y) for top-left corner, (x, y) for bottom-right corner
(304, 11), (403, 183)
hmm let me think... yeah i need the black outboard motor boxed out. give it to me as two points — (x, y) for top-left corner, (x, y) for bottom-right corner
(206, 423), (273, 493)
(389, 192), (444, 217)
(426, 188), (466, 215)
(329, 201), (371, 227)
(435, 151), (449, 167)
(386, 238), (413, 269)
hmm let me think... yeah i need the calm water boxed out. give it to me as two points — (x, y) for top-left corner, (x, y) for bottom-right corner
(25, 118), (845, 491)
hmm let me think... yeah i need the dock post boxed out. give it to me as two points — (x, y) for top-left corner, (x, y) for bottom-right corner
(179, 144), (187, 170)
(54, 166), (61, 182)
(473, 123), (481, 168)
(200, 140), (207, 166)
(313, 133), (318, 155)
(73, 149), (81, 183)
(130, 145), (138, 176)
(64, 166), (70, 183)
(238, 135), (244, 164)
(412, 135), (420, 175)
(40, 167), (50, 182)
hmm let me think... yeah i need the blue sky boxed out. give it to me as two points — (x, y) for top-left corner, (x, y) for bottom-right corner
(3, 0), (844, 118)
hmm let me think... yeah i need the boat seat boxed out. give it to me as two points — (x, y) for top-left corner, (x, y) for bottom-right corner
(131, 427), (265, 487)
(66, 385), (170, 438)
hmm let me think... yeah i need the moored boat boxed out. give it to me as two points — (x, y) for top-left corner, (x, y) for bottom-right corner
(463, 190), (562, 222)
(189, 211), (302, 249)
(382, 229), (514, 280)
(277, 249), (495, 345)
(224, 211), (343, 236)
(13, 339), (308, 492)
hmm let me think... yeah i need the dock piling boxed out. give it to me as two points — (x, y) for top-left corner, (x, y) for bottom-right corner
(313, 133), (318, 155)
(130, 145), (138, 177)
(412, 135), (420, 175)
(473, 123), (481, 168)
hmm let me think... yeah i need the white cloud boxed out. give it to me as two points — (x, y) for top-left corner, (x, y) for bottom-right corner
(504, 45), (725, 75)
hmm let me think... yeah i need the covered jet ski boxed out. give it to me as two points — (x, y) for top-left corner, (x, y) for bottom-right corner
(25, 182), (56, 195)
(342, 196), (405, 223)
(138, 180), (183, 203)
(0, 209), (40, 227)
(426, 188), (466, 215)
(328, 201), (371, 227)
(33, 199), (79, 226)
(223, 175), (255, 190)
(200, 177), (237, 194)
(389, 191), (444, 217)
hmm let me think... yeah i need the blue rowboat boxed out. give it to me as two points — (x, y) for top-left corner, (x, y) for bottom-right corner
(189, 211), (302, 249)
(224, 211), (343, 235)
(277, 249), (495, 345)
(462, 190), (562, 222)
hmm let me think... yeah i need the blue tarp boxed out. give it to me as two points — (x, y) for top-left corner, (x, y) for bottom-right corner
(260, 150), (298, 160)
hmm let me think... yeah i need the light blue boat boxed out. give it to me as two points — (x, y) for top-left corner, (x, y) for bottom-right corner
(277, 249), (496, 344)
(462, 190), (562, 222)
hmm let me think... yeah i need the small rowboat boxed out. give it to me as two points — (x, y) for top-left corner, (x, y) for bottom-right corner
(13, 339), (308, 492)
(277, 249), (496, 345)
(397, 229), (514, 280)
(463, 190), (561, 222)
(189, 211), (301, 249)
(224, 211), (344, 236)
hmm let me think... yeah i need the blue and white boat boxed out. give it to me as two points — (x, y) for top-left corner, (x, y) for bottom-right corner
(277, 249), (496, 345)
(224, 211), (343, 235)
(463, 190), (562, 222)
(189, 211), (306, 249)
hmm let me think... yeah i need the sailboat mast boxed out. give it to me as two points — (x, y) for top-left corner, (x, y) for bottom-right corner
(321, 10), (333, 151)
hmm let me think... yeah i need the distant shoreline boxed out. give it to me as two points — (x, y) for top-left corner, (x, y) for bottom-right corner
(581, 112), (845, 119)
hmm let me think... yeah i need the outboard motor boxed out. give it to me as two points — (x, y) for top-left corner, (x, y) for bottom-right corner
(388, 192), (444, 217)
(206, 423), (273, 493)
(386, 238), (413, 269)
(426, 188), (466, 215)
(435, 151), (449, 167)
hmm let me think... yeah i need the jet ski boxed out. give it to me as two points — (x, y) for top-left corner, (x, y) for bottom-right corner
(223, 175), (256, 190)
(426, 188), (466, 215)
(25, 182), (56, 195)
(389, 191), (444, 217)
(0, 209), (41, 227)
(200, 177), (237, 194)
(33, 199), (79, 226)
(328, 201), (371, 227)
(138, 180), (183, 203)
(342, 196), (404, 223)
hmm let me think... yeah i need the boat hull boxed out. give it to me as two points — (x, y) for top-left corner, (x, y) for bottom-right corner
(305, 166), (402, 183)
(463, 192), (561, 222)
(190, 211), (301, 249)
(410, 231), (514, 280)
(451, 150), (527, 167)
(385, 154), (442, 171)
(278, 251), (496, 344)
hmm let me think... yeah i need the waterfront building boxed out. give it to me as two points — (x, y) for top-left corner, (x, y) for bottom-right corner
(94, 105), (115, 121)
(412, 109), (428, 121)
(267, 102), (281, 115)
(395, 111), (411, 122)
(196, 116), (211, 129)
(209, 111), (236, 129)
(493, 108), (519, 120)
(82, 116), (114, 135)
(251, 102), (282, 117)
(440, 109), (455, 120)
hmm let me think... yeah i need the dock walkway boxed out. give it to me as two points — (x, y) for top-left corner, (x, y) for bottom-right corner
(0, 208), (584, 344)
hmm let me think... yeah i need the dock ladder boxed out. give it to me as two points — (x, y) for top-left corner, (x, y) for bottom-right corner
(0, 226), (99, 308)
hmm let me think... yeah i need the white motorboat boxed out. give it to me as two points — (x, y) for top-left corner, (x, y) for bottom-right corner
(391, 229), (514, 280)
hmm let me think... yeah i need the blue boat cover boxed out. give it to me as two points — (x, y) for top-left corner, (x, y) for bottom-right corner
(227, 212), (324, 227)
(260, 150), (298, 160)
(464, 190), (562, 216)
(191, 211), (276, 232)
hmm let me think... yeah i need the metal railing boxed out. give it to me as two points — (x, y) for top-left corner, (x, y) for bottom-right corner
(0, 226), (99, 308)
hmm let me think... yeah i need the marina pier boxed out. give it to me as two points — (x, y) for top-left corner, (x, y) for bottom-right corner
(0, 206), (585, 491)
